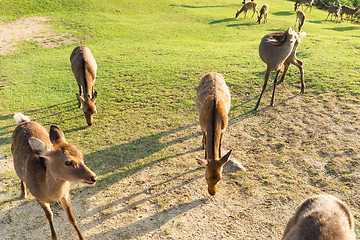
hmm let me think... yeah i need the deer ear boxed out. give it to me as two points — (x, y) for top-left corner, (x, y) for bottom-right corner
(93, 91), (98, 101)
(49, 125), (66, 144)
(28, 137), (48, 157)
(196, 158), (209, 167)
(76, 93), (85, 103)
(220, 150), (232, 165)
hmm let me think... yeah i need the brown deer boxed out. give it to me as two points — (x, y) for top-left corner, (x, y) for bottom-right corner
(294, 11), (306, 32)
(70, 45), (98, 126)
(325, 2), (341, 23)
(11, 113), (98, 240)
(294, 0), (314, 12)
(282, 194), (356, 240)
(340, 5), (360, 21)
(255, 27), (306, 110)
(196, 72), (232, 195)
(235, 1), (259, 19)
(257, 4), (269, 24)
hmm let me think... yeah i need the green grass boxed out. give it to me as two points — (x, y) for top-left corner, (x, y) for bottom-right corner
(0, 0), (359, 237)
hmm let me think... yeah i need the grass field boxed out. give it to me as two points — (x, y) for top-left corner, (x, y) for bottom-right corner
(0, 0), (359, 239)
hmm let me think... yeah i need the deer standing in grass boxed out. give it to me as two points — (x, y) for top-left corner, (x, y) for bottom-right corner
(325, 2), (341, 23)
(257, 4), (269, 24)
(294, 0), (314, 12)
(294, 11), (306, 32)
(70, 45), (98, 126)
(340, 5), (360, 21)
(254, 27), (306, 110)
(11, 113), (98, 240)
(282, 194), (356, 240)
(235, 1), (259, 19)
(196, 72), (231, 195)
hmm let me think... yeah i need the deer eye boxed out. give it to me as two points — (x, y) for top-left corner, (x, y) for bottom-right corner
(65, 161), (73, 166)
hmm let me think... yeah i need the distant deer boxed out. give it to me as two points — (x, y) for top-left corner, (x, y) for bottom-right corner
(257, 4), (269, 24)
(325, 2), (341, 23)
(340, 5), (360, 21)
(255, 28), (306, 110)
(235, 1), (259, 18)
(294, 11), (306, 32)
(196, 72), (232, 195)
(70, 45), (98, 126)
(11, 113), (98, 240)
(294, 0), (314, 12)
(282, 194), (356, 240)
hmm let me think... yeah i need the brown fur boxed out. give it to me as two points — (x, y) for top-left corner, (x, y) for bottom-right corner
(70, 45), (98, 126)
(282, 194), (356, 240)
(195, 72), (231, 195)
(340, 5), (360, 22)
(255, 27), (305, 110)
(325, 3), (341, 23)
(294, 0), (314, 12)
(235, 2), (259, 19)
(257, 4), (269, 24)
(11, 113), (98, 240)
(294, 11), (306, 32)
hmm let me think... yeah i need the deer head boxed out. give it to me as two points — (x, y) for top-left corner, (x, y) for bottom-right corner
(76, 91), (97, 126)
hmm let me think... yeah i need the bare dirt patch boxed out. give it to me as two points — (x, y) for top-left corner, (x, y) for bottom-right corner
(0, 16), (78, 54)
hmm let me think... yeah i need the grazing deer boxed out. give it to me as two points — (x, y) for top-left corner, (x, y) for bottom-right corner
(294, 0), (314, 12)
(257, 4), (269, 24)
(70, 45), (98, 126)
(294, 11), (306, 32)
(11, 113), (98, 240)
(340, 5), (360, 21)
(196, 72), (231, 195)
(282, 194), (356, 240)
(255, 27), (306, 110)
(325, 2), (341, 23)
(235, 1), (259, 19)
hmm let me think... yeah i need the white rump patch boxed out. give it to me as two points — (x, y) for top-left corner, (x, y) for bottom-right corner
(14, 113), (30, 124)
(298, 32), (307, 37)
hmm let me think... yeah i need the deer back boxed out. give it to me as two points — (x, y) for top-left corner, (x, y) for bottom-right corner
(259, 28), (299, 72)
(236, 2), (257, 17)
(11, 114), (97, 204)
(196, 72), (231, 195)
(282, 194), (356, 240)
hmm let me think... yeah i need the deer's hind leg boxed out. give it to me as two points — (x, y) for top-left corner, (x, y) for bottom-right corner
(77, 84), (82, 108)
(254, 69), (271, 110)
(20, 181), (26, 199)
(270, 70), (281, 107)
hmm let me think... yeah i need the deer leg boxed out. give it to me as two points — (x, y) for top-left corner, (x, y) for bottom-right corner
(37, 200), (58, 240)
(77, 85), (82, 108)
(254, 69), (270, 110)
(270, 70), (281, 107)
(244, 11), (247, 18)
(20, 180), (27, 199)
(201, 130), (206, 150)
(295, 60), (305, 94)
(277, 62), (290, 86)
(325, 12), (331, 21)
(59, 193), (85, 240)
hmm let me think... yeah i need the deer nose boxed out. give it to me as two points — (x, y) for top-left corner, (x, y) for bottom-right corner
(91, 176), (98, 183)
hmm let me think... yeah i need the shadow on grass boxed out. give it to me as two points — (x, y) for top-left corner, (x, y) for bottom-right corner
(210, 18), (236, 25)
(272, 11), (294, 16)
(326, 26), (359, 31)
(170, 4), (237, 9)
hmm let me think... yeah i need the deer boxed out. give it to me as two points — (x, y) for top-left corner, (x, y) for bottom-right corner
(294, 0), (314, 12)
(325, 2), (341, 23)
(235, 1), (259, 19)
(70, 45), (98, 126)
(254, 27), (306, 110)
(257, 4), (269, 24)
(340, 5), (360, 22)
(282, 194), (356, 240)
(294, 11), (306, 32)
(196, 72), (232, 195)
(11, 113), (98, 240)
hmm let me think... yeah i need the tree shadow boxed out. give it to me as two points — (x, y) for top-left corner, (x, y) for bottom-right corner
(210, 18), (236, 25)
(272, 11), (294, 16)
(170, 4), (237, 9)
(326, 26), (359, 31)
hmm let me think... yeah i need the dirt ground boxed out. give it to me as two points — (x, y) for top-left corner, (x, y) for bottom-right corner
(0, 17), (359, 240)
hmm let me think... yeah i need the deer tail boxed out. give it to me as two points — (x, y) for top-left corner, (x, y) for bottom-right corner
(14, 113), (30, 124)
